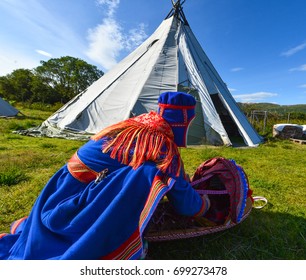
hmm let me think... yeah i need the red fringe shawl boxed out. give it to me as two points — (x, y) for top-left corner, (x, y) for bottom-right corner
(91, 112), (182, 177)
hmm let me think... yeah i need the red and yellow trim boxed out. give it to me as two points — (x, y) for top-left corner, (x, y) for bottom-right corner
(193, 195), (211, 217)
(0, 233), (8, 239)
(67, 152), (98, 183)
(10, 216), (28, 234)
(100, 229), (142, 260)
(139, 175), (174, 231)
(100, 174), (175, 260)
(158, 103), (195, 110)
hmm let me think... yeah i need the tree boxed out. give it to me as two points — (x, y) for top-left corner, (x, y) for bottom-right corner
(0, 56), (104, 104)
(0, 69), (34, 102)
(34, 56), (104, 103)
(0, 76), (14, 100)
(30, 75), (59, 104)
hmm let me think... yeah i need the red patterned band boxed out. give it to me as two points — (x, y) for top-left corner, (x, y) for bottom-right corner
(158, 103), (195, 110)
(67, 153), (98, 183)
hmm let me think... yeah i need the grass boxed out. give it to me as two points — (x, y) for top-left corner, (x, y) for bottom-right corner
(0, 105), (305, 259)
(149, 143), (306, 259)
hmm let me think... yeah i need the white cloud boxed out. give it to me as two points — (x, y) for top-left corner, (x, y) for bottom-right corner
(228, 88), (236, 92)
(0, 0), (148, 75)
(233, 92), (278, 103)
(96, 0), (120, 17)
(35, 49), (52, 58)
(230, 67), (244, 72)
(289, 64), (306, 72)
(299, 84), (306, 88)
(86, 0), (147, 70)
(125, 23), (147, 51)
(86, 18), (124, 70)
(281, 42), (306, 57)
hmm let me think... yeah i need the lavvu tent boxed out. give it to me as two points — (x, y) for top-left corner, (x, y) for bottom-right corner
(27, 1), (262, 147)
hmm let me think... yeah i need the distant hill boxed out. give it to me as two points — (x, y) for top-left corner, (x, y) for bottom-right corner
(238, 103), (306, 115)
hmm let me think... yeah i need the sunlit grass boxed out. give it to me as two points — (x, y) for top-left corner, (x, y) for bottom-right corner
(0, 106), (305, 259)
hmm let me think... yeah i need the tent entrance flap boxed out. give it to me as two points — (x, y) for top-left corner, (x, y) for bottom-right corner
(178, 86), (223, 146)
(210, 94), (246, 146)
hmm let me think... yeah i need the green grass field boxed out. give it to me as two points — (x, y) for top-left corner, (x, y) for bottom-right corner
(0, 105), (305, 259)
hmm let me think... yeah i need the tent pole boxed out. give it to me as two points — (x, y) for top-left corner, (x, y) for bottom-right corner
(166, 0), (189, 25)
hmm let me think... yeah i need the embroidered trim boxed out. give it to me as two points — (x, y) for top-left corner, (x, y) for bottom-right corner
(10, 216), (28, 234)
(231, 160), (250, 223)
(159, 107), (165, 117)
(67, 152), (98, 183)
(100, 229), (142, 260)
(183, 109), (187, 123)
(139, 175), (175, 233)
(100, 174), (175, 260)
(158, 103), (195, 110)
(193, 195), (210, 217)
(169, 123), (188, 127)
(0, 233), (8, 239)
(164, 115), (195, 127)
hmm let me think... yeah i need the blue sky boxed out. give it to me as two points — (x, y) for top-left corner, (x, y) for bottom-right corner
(0, 0), (306, 105)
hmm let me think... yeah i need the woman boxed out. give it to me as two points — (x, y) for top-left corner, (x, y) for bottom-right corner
(0, 91), (210, 259)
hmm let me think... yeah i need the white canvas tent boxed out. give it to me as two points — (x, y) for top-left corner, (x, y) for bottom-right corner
(27, 1), (262, 147)
(0, 97), (19, 117)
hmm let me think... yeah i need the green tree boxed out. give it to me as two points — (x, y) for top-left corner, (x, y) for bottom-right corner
(0, 76), (14, 100)
(34, 56), (103, 103)
(0, 69), (34, 102)
(0, 56), (104, 104)
(30, 75), (59, 104)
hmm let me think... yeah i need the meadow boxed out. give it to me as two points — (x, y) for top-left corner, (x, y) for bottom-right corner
(0, 104), (305, 259)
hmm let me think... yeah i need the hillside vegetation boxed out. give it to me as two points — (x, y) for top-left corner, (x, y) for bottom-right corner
(239, 102), (306, 116)
(236, 103), (306, 138)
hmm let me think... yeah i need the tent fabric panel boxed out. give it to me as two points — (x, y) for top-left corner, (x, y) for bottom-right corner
(178, 25), (231, 146)
(82, 17), (176, 131)
(45, 17), (175, 132)
(181, 28), (220, 96)
(0, 97), (19, 117)
(132, 16), (180, 116)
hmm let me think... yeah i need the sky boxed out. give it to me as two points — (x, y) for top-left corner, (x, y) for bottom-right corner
(0, 0), (306, 105)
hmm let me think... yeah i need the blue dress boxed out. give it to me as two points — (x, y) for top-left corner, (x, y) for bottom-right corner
(0, 138), (205, 259)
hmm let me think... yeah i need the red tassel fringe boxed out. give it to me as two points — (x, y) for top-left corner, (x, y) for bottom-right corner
(92, 117), (182, 177)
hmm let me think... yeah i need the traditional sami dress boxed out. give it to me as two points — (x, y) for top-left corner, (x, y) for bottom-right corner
(0, 113), (207, 260)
